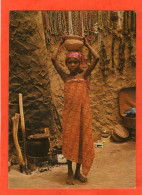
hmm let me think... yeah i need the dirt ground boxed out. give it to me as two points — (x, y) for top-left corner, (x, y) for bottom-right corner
(8, 141), (136, 189)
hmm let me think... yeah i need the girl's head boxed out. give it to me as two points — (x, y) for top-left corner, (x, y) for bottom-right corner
(65, 52), (84, 74)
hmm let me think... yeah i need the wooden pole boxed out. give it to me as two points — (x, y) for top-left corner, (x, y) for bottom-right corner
(19, 93), (28, 168)
(12, 113), (25, 171)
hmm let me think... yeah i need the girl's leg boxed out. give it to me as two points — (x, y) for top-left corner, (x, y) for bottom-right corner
(75, 163), (87, 182)
(66, 160), (75, 185)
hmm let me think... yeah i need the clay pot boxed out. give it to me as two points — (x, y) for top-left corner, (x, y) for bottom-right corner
(64, 35), (84, 51)
(27, 134), (50, 157)
(101, 130), (110, 138)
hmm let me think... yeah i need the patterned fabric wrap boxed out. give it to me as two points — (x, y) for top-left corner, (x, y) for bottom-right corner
(62, 79), (95, 176)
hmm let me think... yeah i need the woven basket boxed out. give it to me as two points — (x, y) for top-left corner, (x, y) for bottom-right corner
(64, 35), (84, 51)
(112, 124), (129, 142)
(111, 132), (122, 142)
(115, 124), (129, 138)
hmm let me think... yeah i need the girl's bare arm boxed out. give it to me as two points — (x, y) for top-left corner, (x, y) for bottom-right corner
(51, 36), (68, 82)
(82, 38), (100, 79)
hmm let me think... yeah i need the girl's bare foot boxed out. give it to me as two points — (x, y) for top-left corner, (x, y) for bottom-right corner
(75, 172), (87, 182)
(66, 160), (75, 185)
(66, 173), (75, 185)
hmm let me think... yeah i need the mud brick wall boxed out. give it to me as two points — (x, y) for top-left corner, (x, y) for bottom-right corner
(9, 11), (62, 160)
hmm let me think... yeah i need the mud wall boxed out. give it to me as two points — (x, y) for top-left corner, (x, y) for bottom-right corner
(9, 11), (62, 159)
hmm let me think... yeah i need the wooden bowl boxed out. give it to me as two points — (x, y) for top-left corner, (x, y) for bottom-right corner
(64, 35), (84, 51)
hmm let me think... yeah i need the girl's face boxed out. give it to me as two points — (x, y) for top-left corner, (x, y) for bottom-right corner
(66, 57), (80, 74)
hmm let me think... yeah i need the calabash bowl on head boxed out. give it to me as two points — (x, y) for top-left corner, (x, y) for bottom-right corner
(64, 35), (84, 52)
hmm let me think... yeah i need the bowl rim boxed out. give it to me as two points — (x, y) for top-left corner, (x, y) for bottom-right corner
(65, 35), (84, 41)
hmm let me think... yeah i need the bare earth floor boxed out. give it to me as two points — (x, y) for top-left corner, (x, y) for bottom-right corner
(8, 141), (136, 189)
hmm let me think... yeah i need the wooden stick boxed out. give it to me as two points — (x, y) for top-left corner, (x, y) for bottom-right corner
(12, 114), (25, 167)
(44, 128), (52, 161)
(19, 93), (28, 167)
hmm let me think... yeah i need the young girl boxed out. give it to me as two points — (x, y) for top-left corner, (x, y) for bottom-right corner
(51, 36), (100, 185)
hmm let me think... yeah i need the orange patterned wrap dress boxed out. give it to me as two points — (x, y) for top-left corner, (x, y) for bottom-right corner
(62, 78), (95, 176)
